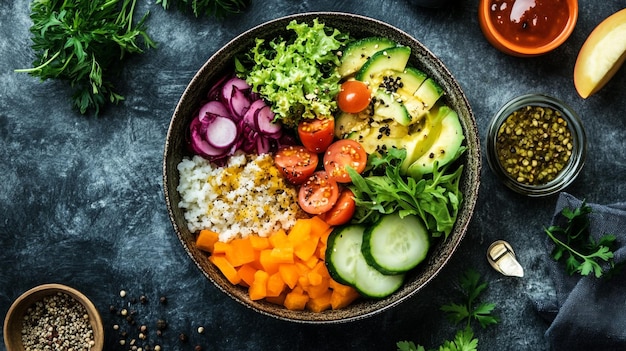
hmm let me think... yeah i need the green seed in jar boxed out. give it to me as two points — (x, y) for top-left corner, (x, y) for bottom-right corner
(495, 105), (573, 185)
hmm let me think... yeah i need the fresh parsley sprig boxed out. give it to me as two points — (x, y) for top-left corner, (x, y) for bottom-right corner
(156, 0), (251, 18)
(397, 269), (498, 351)
(17, 0), (156, 115)
(544, 200), (617, 278)
(347, 147), (465, 239)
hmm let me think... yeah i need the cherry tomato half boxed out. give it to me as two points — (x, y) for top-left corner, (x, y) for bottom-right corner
(297, 117), (335, 153)
(274, 145), (319, 185)
(321, 188), (356, 226)
(323, 139), (368, 183)
(337, 80), (371, 113)
(298, 171), (340, 215)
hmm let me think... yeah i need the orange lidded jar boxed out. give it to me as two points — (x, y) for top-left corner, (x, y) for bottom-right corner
(478, 0), (578, 57)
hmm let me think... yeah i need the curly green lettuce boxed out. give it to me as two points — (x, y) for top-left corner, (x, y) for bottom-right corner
(235, 19), (349, 127)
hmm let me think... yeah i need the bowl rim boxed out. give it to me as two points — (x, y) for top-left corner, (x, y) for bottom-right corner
(485, 93), (587, 197)
(163, 11), (481, 323)
(3, 283), (104, 351)
(478, 0), (579, 56)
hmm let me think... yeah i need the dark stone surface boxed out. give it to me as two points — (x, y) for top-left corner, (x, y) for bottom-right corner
(1, 1), (625, 350)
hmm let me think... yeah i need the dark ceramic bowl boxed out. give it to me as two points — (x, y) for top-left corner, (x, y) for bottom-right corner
(163, 12), (481, 323)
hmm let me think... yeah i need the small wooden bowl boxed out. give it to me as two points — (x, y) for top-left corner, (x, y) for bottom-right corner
(3, 284), (104, 351)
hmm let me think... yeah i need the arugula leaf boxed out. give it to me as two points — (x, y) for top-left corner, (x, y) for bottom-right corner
(235, 19), (349, 127)
(544, 200), (617, 278)
(156, 0), (251, 18)
(347, 147), (465, 239)
(17, 0), (155, 115)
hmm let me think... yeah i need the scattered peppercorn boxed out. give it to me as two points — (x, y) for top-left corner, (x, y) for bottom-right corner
(140, 295), (148, 304)
(179, 332), (189, 342)
(495, 105), (573, 185)
(159, 296), (167, 305)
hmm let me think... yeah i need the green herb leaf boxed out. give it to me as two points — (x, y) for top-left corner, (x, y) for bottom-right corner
(17, 0), (155, 115)
(441, 269), (499, 329)
(157, 0), (251, 18)
(347, 147), (465, 239)
(544, 200), (618, 278)
(397, 270), (496, 351)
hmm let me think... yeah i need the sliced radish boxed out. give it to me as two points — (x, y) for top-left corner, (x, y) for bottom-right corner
(189, 118), (229, 157)
(204, 116), (238, 150)
(243, 99), (266, 131)
(228, 86), (251, 120)
(255, 105), (281, 137)
(198, 101), (230, 122)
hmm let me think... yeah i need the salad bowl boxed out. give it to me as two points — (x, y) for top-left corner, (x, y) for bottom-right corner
(163, 12), (481, 323)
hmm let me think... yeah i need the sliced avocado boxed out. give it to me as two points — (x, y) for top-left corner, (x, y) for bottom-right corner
(355, 46), (411, 84)
(402, 78), (444, 122)
(399, 104), (450, 174)
(335, 111), (369, 139)
(396, 67), (428, 96)
(407, 108), (464, 178)
(347, 122), (409, 155)
(338, 37), (397, 78)
(371, 89), (412, 126)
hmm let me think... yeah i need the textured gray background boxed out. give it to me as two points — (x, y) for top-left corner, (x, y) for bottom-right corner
(2, 0), (626, 350)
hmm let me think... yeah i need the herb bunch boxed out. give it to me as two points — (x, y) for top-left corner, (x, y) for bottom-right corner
(545, 200), (617, 278)
(156, 0), (251, 18)
(17, 0), (155, 115)
(347, 147), (465, 239)
(397, 269), (498, 351)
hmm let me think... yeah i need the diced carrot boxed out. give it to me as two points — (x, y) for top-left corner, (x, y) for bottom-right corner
(265, 292), (287, 306)
(267, 272), (286, 297)
(294, 235), (320, 261)
(288, 219), (311, 244)
(270, 246), (295, 263)
(278, 264), (300, 290)
(249, 270), (269, 300)
(307, 279), (330, 299)
(269, 229), (290, 248)
(298, 275), (310, 291)
(330, 285), (360, 310)
(259, 250), (280, 274)
(312, 260), (330, 279)
(284, 290), (309, 311)
(329, 278), (356, 296)
(307, 271), (323, 286)
(209, 255), (241, 285)
(249, 235), (271, 250)
(237, 264), (258, 287)
(306, 289), (333, 312)
(195, 229), (219, 253)
(319, 227), (333, 245)
(212, 241), (232, 255)
(308, 216), (331, 237)
(226, 238), (256, 267)
(301, 255), (319, 269)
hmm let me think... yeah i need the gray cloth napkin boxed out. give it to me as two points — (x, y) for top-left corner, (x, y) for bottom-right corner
(535, 192), (626, 351)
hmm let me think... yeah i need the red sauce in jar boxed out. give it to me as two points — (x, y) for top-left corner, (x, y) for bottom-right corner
(489, 0), (570, 47)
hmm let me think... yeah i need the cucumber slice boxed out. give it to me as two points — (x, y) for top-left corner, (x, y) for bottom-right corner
(326, 224), (406, 299)
(325, 225), (366, 285)
(362, 213), (430, 275)
(338, 37), (397, 78)
(355, 255), (405, 299)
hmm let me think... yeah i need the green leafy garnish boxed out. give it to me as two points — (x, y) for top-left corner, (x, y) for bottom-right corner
(235, 19), (349, 127)
(16, 0), (155, 116)
(156, 0), (251, 18)
(397, 269), (497, 351)
(347, 147), (465, 239)
(440, 269), (499, 329)
(544, 200), (617, 278)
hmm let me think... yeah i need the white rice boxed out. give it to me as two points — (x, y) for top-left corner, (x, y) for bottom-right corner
(176, 153), (303, 242)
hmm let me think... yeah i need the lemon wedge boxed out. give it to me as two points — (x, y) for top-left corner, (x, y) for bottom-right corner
(574, 8), (626, 98)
